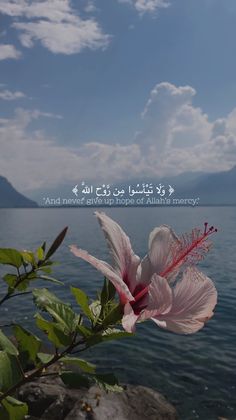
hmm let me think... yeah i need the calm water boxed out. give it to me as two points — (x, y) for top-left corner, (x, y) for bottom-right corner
(0, 207), (235, 420)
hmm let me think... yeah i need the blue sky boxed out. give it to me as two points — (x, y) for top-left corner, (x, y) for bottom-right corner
(0, 0), (236, 192)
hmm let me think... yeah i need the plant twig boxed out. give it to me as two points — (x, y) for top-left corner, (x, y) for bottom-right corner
(0, 337), (86, 403)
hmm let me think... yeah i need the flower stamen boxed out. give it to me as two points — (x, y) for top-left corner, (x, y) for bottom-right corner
(133, 223), (217, 304)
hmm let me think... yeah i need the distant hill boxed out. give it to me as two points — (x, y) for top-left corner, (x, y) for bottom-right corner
(25, 165), (236, 207)
(0, 176), (38, 208)
(26, 171), (208, 204)
(177, 165), (236, 205)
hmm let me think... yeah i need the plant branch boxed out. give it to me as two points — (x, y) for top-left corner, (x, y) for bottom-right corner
(0, 337), (86, 403)
(0, 265), (36, 306)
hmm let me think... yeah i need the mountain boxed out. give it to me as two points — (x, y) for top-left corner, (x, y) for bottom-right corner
(25, 165), (236, 206)
(27, 171), (207, 204)
(177, 165), (236, 205)
(0, 176), (38, 208)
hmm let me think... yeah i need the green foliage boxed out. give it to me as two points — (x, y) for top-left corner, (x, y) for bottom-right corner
(0, 352), (22, 392)
(0, 227), (68, 300)
(36, 274), (63, 285)
(0, 225), (135, 418)
(13, 325), (41, 363)
(86, 328), (133, 348)
(2, 274), (18, 289)
(0, 396), (28, 420)
(60, 371), (90, 388)
(33, 288), (62, 309)
(35, 314), (71, 347)
(60, 370), (122, 393)
(0, 249), (23, 268)
(92, 373), (123, 393)
(71, 286), (93, 319)
(61, 357), (96, 374)
(45, 227), (68, 260)
(102, 304), (122, 327)
(0, 331), (18, 356)
(37, 352), (54, 364)
(33, 288), (81, 341)
(89, 300), (102, 324)
(20, 250), (35, 266)
(101, 277), (116, 306)
(36, 246), (44, 261)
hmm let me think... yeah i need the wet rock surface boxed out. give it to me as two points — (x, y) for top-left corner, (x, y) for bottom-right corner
(19, 376), (178, 420)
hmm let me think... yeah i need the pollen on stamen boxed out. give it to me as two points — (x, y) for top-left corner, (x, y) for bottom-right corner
(160, 222), (218, 278)
(205, 224), (218, 236)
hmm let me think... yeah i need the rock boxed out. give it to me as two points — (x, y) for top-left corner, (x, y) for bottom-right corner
(19, 376), (178, 420)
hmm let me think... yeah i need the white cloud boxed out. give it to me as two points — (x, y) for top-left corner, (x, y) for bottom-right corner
(1, 82), (236, 192)
(118, 0), (170, 14)
(0, 88), (25, 100)
(0, 0), (110, 54)
(84, 1), (97, 13)
(0, 44), (21, 60)
(137, 82), (236, 175)
(13, 19), (109, 54)
(0, 108), (140, 191)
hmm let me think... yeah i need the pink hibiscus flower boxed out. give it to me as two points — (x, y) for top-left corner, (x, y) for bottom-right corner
(70, 212), (217, 334)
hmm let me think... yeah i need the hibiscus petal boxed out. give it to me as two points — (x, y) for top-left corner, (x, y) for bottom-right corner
(95, 212), (140, 293)
(70, 245), (133, 302)
(122, 302), (139, 333)
(139, 274), (172, 321)
(152, 267), (217, 334)
(148, 225), (180, 281)
(136, 254), (152, 286)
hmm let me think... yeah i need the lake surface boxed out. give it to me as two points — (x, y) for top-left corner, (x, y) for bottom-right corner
(0, 207), (235, 419)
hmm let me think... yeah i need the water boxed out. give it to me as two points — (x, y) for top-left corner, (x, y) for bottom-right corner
(0, 207), (235, 420)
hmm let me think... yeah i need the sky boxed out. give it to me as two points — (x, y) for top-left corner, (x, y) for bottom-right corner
(0, 0), (236, 193)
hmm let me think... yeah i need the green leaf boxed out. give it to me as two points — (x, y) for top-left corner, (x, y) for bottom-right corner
(1, 396), (28, 420)
(37, 265), (52, 274)
(45, 302), (78, 334)
(0, 406), (7, 420)
(61, 357), (95, 374)
(36, 246), (44, 261)
(45, 227), (68, 260)
(37, 274), (63, 285)
(101, 328), (134, 342)
(89, 300), (101, 324)
(0, 351), (22, 392)
(101, 278), (116, 306)
(37, 352), (54, 364)
(93, 373), (123, 392)
(41, 241), (46, 253)
(76, 325), (92, 338)
(20, 250), (35, 266)
(71, 287), (92, 319)
(60, 371), (90, 389)
(0, 249), (22, 268)
(0, 330), (18, 356)
(33, 288), (62, 310)
(85, 329), (133, 348)
(102, 305), (122, 328)
(35, 314), (71, 347)
(13, 325), (41, 363)
(2, 274), (17, 288)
